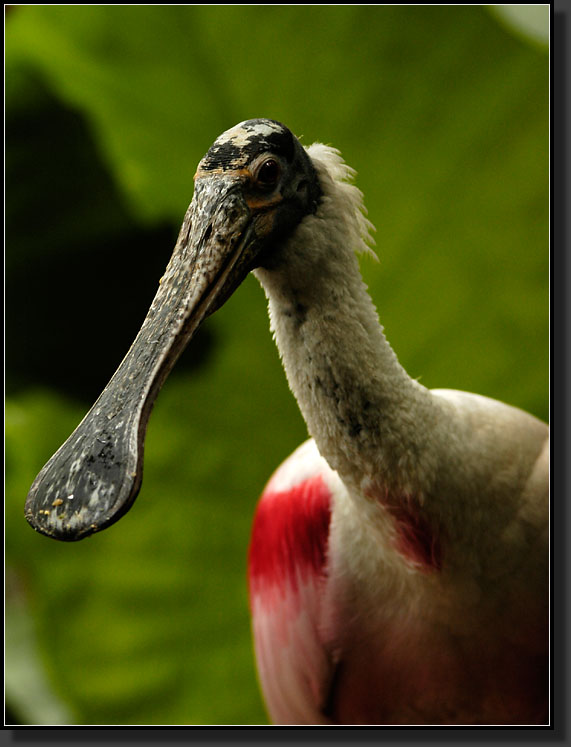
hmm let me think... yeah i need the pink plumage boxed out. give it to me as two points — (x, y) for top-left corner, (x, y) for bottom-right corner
(248, 443), (335, 725)
(248, 441), (548, 725)
(248, 474), (331, 596)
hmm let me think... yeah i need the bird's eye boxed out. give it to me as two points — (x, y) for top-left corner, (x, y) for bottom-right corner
(255, 158), (281, 189)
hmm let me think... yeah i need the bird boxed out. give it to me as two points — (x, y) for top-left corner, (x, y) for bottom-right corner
(25, 119), (549, 726)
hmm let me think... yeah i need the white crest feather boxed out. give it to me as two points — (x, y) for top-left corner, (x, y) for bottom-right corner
(305, 143), (377, 260)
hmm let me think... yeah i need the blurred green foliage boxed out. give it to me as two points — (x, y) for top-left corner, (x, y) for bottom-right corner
(5, 5), (548, 725)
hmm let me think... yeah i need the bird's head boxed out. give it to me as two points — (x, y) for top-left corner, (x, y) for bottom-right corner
(25, 119), (325, 540)
(190, 118), (322, 308)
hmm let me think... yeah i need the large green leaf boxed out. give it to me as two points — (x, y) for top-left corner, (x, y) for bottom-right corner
(5, 5), (548, 725)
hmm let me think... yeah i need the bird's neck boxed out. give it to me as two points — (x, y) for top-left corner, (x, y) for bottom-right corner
(253, 225), (436, 499)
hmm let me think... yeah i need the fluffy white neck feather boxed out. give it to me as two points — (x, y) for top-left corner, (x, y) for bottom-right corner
(254, 144), (440, 499)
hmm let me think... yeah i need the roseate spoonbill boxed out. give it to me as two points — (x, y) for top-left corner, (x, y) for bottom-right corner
(26, 119), (548, 725)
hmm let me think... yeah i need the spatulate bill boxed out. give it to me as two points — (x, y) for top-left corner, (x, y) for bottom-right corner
(25, 177), (253, 540)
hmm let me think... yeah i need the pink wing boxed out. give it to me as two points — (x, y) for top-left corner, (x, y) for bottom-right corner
(247, 440), (342, 725)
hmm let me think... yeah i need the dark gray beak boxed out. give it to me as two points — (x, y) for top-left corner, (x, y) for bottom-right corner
(25, 175), (256, 540)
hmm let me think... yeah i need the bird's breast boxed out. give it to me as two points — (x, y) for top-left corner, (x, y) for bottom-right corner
(327, 616), (548, 724)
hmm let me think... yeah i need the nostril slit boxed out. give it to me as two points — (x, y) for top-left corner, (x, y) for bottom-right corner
(203, 224), (213, 242)
(297, 180), (307, 193)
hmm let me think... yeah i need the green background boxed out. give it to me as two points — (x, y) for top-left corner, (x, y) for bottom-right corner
(5, 5), (548, 725)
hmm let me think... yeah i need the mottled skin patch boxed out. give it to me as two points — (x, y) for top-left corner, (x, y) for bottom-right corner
(199, 119), (296, 173)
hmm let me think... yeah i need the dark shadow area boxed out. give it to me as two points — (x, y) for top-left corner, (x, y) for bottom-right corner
(5, 67), (214, 405)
